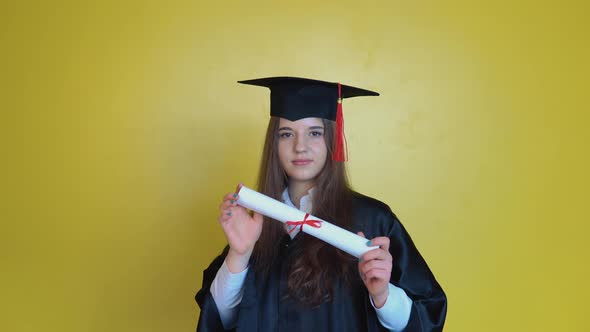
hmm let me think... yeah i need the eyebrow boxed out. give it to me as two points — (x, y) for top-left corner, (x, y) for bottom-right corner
(278, 126), (325, 131)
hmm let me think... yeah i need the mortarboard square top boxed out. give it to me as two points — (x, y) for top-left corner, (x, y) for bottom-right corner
(237, 76), (379, 122)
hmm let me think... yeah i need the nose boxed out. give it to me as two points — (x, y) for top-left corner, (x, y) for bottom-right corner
(294, 135), (307, 153)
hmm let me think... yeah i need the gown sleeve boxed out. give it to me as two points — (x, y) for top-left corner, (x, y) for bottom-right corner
(195, 246), (235, 332)
(355, 195), (448, 332)
(385, 209), (447, 331)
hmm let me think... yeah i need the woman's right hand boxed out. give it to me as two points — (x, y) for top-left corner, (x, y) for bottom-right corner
(218, 189), (263, 272)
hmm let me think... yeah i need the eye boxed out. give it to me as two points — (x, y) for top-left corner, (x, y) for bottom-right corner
(309, 131), (324, 137)
(279, 132), (293, 138)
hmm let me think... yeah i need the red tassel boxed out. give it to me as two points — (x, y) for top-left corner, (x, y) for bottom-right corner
(332, 83), (348, 162)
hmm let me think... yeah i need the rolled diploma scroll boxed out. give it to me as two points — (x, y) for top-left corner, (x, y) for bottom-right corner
(237, 185), (379, 258)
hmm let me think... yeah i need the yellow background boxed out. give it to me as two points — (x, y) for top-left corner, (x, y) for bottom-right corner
(2, 1), (589, 331)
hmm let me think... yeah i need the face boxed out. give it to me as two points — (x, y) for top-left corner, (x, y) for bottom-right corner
(277, 117), (328, 187)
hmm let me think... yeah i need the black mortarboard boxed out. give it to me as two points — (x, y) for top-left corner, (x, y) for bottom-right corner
(238, 76), (379, 161)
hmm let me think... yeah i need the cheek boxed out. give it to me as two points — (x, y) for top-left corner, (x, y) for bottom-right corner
(311, 141), (328, 161)
(277, 142), (289, 162)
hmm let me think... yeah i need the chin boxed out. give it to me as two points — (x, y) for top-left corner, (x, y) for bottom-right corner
(285, 171), (313, 183)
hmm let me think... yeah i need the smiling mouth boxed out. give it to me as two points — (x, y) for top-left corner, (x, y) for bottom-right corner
(292, 159), (313, 166)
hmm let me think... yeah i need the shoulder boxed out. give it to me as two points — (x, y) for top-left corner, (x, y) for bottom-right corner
(351, 191), (393, 215)
(350, 191), (400, 237)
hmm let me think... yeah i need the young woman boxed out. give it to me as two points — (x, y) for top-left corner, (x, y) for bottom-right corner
(196, 77), (447, 332)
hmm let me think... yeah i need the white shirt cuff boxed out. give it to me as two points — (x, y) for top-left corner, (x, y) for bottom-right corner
(370, 283), (413, 331)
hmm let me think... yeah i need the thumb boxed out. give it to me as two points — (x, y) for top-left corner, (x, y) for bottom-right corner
(253, 212), (263, 223)
(357, 231), (366, 239)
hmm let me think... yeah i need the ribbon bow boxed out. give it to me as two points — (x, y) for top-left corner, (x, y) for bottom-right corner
(286, 213), (322, 234)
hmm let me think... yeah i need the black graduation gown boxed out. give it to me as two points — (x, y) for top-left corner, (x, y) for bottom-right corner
(195, 192), (447, 331)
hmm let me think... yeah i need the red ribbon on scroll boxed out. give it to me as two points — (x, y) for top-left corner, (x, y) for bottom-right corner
(285, 213), (322, 234)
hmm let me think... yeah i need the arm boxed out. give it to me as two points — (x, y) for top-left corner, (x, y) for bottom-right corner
(209, 260), (249, 329)
(359, 232), (412, 331)
(195, 189), (264, 332)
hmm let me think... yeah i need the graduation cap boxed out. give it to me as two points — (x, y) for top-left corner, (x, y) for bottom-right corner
(238, 76), (379, 162)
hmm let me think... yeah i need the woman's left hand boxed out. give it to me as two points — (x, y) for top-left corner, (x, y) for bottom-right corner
(357, 231), (392, 308)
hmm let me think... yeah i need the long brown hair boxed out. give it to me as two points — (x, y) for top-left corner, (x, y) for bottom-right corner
(251, 116), (356, 306)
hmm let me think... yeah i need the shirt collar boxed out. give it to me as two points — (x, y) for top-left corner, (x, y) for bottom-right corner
(281, 187), (314, 213)
(281, 187), (315, 238)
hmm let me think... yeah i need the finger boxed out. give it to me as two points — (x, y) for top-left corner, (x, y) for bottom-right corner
(361, 248), (392, 263)
(218, 200), (231, 211)
(218, 210), (232, 223)
(222, 192), (236, 201)
(218, 195), (228, 210)
(219, 193), (240, 210)
(364, 269), (390, 281)
(361, 258), (391, 271)
(219, 193), (233, 207)
(359, 257), (390, 280)
(219, 200), (235, 212)
(227, 192), (240, 203)
(220, 206), (234, 219)
(235, 182), (243, 194)
(360, 260), (391, 275)
(367, 236), (390, 252)
(360, 269), (389, 285)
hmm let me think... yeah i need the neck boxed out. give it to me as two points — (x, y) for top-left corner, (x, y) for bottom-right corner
(288, 180), (314, 209)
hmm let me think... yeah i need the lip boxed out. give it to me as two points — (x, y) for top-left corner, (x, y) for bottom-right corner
(292, 159), (313, 166)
